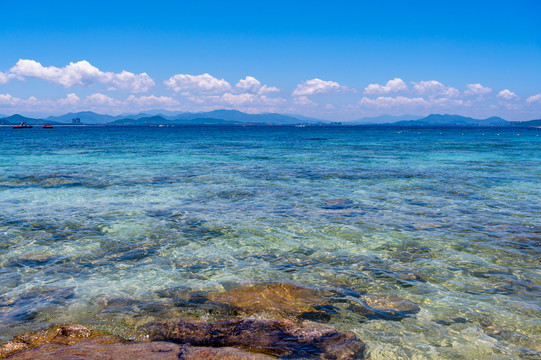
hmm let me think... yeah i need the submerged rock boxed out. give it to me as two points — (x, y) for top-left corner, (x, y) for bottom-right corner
(173, 291), (238, 318)
(147, 318), (365, 359)
(350, 294), (420, 321)
(207, 282), (330, 318)
(17, 287), (75, 304)
(165, 213), (229, 241)
(0, 287), (76, 324)
(434, 317), (468, 326)
(104, 246), (158, 262)
(1, 174), (87, 188)
(13, 254), (56, 267)
(321, 199), (355, 210)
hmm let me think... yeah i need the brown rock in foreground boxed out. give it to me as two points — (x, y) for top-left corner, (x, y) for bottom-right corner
(0, 324), (100, 359)
(1, 318), (365, 359)
(5, 337), (274, 360)
(147, 318), (365, 359)
(178, 346), (277, 359)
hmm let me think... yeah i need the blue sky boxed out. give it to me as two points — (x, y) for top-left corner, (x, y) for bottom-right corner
(1, 0), (540, 120)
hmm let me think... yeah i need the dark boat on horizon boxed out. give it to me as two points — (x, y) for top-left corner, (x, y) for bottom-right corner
(12, 122), (33, 129)
(42, 123), (53, 129)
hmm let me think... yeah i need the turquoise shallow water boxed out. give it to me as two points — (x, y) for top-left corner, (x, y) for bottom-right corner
(0, 126), (540, 359)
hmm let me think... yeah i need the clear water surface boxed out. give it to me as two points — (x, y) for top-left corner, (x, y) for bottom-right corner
(0, 126), (539, 359)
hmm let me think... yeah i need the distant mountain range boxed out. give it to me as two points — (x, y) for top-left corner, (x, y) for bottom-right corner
(388, 114), (540, 127)
(518, 119), (541, 127)
(109, 116), (241, 126)
(45, 111), (119, 124)
(1, 110), (540, 127)
(39, 109), (326, 125)
(390, 114), (509, 127)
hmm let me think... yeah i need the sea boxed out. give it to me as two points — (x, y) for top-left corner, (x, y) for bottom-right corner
(0, 125), (540, 359)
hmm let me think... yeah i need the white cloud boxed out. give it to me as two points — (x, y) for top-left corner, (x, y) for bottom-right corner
(526, 94), (541, 104)
(431, 97), (472, 108)
(293, 96), (316, 106)
(163, 75), (283, 112)
(0, 93), (22, 106)
(235, 76), (280, 94)
(164, 73), (231, 93)
(184, 94), (219, 104)
(359, 96), (429, 108)
(125, 94), (179, 107)
(500, 102), (521, 110)
(364, 78), (407, 94)
(0, 93), (57, 109)
(235, 76), (261, 93)
(412, 80), (460, 97)
(292, 78), (346, 96)
(110, 70), (155, 93)
(9, 59), (154, 92)
(58, 93), (81, 106)
(85, 93), (120, 106)
(465, 83), (492, 96)
(221, 92), (284, 106)
(221, 93), (256, 106)
(0, 92), (180, 115)
(0, 71), (12, 84)
(82, 93), (179, 110)
(497, 89), (519, 101)
(357, 95), (473, 111)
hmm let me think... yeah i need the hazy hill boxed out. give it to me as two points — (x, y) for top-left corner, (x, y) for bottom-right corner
(280, 113), (327, 123)
(0, 114), (53, 125)
(512, 119), (541, 127)
(3, 110), (539, 127)
(115, 110), (188, 120)
(392, 114), (510, 126)
(174, 117), (244, 125)
(109, 115), (293, 126)
(107, 109), (327, 125)
(42, 109), (327, 125)
(108, 116), (173, 125)
(46, 111), (119, 124)
(175, 109), (322, 124)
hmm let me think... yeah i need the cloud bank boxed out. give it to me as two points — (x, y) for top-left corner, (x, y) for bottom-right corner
(0, 92), (179, 114)
(0, 60), (540, 120)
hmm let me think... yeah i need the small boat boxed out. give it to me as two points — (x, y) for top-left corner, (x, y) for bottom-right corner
(12, 122), (33, 129)
(42, 123), (53, 129)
